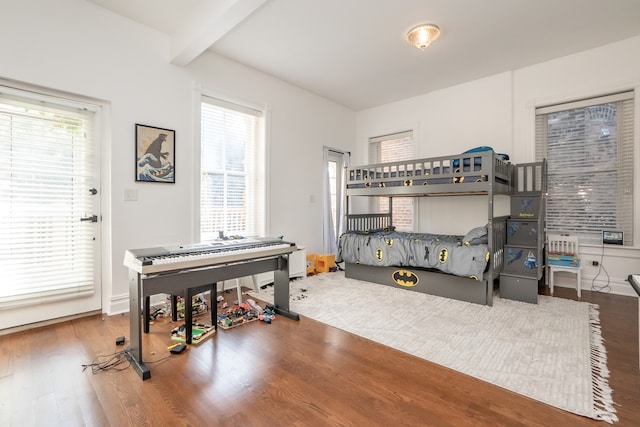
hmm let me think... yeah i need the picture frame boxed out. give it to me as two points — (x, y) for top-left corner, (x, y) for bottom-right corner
(135, 123), (175, 183)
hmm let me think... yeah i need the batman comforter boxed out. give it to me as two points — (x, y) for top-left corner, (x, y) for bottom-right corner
(337, 226), (490, 280)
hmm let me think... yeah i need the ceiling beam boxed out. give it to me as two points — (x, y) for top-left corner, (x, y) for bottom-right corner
(170, 0), (268, 66)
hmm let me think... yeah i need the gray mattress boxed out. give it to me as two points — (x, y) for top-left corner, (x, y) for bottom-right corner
(337, 226), (490, 280)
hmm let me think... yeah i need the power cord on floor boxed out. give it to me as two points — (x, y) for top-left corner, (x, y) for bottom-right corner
(82, 350), (130, 374)
(82, 346), (172, 374)
(590, 244), (611, 293)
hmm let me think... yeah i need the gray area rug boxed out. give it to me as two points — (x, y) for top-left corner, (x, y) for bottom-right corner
(248, 271), (617, 423)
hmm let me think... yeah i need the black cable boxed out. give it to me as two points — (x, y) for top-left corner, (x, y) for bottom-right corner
(82, 350), (130, 374)
(82, 349), (172, 374)
(146, 354), (171, 364)
(590, 243), (611, 293)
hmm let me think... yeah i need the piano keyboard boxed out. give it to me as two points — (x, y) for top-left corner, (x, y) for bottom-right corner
(124, 238), (296, 274)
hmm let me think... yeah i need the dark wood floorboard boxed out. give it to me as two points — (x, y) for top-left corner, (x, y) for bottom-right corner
(0, 283), (638, 426)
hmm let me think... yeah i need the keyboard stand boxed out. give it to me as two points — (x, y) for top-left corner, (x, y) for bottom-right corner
(126, 253), (299, 380)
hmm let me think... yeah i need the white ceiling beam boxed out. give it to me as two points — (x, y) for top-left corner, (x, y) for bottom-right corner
(170, 0), (268, 66)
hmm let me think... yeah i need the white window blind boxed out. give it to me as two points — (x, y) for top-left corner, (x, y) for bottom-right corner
(369, 130), (414, 231)
(0, 87), (97, 306)
(200, 96), (265, 240)
(535, 91), (634, 245)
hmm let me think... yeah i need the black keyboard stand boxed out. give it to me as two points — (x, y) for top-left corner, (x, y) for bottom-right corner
(126, 252), (298, 380)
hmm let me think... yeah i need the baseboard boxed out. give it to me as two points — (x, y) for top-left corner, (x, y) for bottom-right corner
(107, 292), (130, 315)
(551, 277), (636, 298)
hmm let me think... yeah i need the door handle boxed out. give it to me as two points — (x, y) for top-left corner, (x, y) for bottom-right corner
(81, 215), (98, 223)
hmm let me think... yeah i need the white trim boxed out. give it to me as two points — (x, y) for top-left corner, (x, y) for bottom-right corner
(200, 87), (266, 116)
(536, 90), (634, 114)
(107, 292), (130, 316)
(0, 77), (104, 112)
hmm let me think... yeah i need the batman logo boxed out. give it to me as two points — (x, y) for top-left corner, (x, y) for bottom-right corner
(392, 270), (419, 287)
(375, 248), (384, 261)
(439, 248), (448, 263)
(385, 238), (394, 247)
(453, 168), (465, 184)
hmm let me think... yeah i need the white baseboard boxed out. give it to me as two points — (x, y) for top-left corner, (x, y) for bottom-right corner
(551, 276), (636, 297)
(107, 292), (130, 315)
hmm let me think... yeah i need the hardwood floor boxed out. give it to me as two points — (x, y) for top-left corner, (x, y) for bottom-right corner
(0, 284), (638, 426)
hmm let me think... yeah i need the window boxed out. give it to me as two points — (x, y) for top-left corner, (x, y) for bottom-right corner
(369, 130), (414, 231)
(535, 91), (634, 245)
(200, 96), (265, 241)
(0, 85), (100, 307)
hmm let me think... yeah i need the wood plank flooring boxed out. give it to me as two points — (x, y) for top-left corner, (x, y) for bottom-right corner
(0, 284), (638, 426)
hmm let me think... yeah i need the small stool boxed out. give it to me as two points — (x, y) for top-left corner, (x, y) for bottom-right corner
(143, 282), (216, 334)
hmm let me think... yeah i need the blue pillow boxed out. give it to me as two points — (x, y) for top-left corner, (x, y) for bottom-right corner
(452, 147), (509, 168)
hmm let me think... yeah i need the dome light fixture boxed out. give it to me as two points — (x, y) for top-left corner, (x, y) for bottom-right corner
(406, 24), (440, 50)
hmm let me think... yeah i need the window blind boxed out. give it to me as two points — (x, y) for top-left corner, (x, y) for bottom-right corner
(535, 91), (634, 245)
(369, 130), (414, 231)
(200, 96), (264, 240)
(0, 87), (97, 307)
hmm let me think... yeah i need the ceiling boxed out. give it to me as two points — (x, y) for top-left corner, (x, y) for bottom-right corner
(86, 0), (640, 110)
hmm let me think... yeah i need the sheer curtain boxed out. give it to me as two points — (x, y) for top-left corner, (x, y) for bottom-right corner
(323, 147), (350, 254)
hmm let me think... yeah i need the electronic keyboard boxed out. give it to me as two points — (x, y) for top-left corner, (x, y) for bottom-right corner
(124, 237), (296, 274)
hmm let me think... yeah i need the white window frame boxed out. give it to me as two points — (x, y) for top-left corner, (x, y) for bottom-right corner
(535, 91), (634, 246)
(198, 94), (267, 241)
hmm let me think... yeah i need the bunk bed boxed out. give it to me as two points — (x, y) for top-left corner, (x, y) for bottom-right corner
(338, 148), (512, 306)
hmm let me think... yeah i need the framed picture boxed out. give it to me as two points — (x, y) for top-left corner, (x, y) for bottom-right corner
(135, 123), (175, 183)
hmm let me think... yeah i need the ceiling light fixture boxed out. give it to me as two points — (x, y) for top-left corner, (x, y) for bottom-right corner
(406, 24), (440, 50)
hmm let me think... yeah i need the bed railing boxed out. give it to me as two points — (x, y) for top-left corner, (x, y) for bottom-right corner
(489, 216), (508, 276)
(346, 213), (392, 232)
(346, 150), (512, 196)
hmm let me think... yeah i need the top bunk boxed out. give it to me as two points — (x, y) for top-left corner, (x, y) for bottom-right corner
(346, 148), (512, 197)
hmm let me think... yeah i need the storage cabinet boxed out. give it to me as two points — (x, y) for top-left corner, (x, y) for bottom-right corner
(500, 275), (542, 305)
(500, 162), (546, 304)
(506, 219), (542, 246)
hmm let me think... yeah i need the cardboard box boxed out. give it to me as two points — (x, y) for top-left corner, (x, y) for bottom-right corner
(306, 254), (316, 275)
(316, 254), (335, 273)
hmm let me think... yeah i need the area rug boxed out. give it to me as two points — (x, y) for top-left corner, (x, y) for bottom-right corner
(248, 271), (618, 423)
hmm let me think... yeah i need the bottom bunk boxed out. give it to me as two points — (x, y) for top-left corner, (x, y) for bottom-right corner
(344, 262), (496, 306)
(339, 216), (507, 306)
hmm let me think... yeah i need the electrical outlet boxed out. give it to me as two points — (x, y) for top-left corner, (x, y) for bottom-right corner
(592, 260), (599, 266)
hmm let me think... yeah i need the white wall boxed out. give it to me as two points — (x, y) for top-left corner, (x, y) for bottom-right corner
(355, 36), (640, 296)
(511, 36), (640, 296)
(355, 72), (513, 234)
(0, 0), (355, 323)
